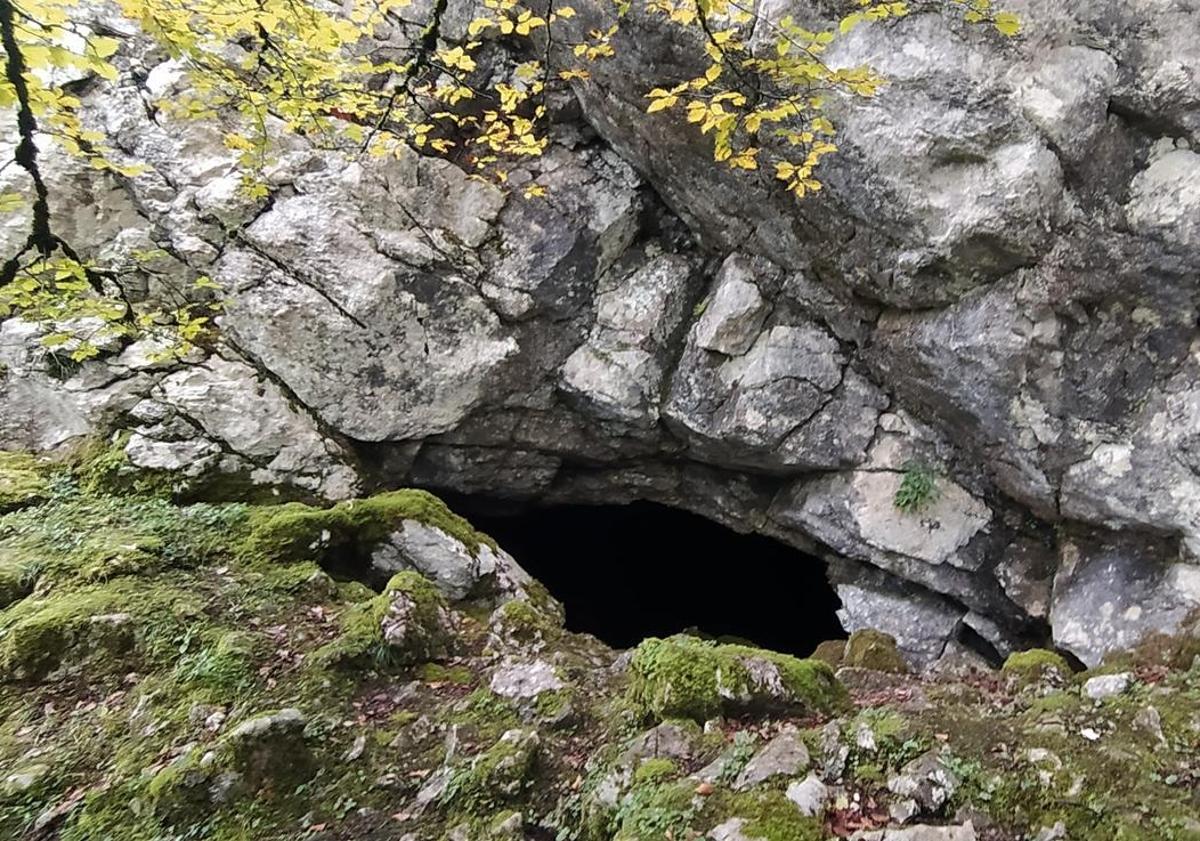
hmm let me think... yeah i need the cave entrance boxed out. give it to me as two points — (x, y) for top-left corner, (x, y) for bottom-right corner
(445, 498), (845, 656)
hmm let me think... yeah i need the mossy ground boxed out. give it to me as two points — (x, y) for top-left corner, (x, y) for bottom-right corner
(3, 449), (1200, 840)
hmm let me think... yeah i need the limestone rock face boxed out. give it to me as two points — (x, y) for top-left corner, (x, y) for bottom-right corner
(4, 0), (1200, 666)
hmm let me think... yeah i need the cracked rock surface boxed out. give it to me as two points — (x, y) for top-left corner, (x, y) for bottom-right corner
(4, 0), (1200, 667)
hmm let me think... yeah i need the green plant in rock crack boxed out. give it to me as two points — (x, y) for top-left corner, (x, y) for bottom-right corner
(612, 760), (697, 841)
(894, 461), (941, 513)
(716, 730), (759, 785)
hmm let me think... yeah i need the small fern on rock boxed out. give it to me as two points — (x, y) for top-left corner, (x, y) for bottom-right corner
(894, 462), (940, 514)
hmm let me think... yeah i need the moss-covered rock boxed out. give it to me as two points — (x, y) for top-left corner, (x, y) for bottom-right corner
(843, 629), (910, 673)
(0, 451), (49, 513)
(240, 489), (496, 565)
(1, 762), (51, 801)
(627, 635), (846, 724)
(0, 579), (195, 680)
(0, 556), (34, 610)
(714, 789), (825, 841)
(222, 707), (315, 788)
(147, 708), (314, 823)
(1002, 648), (1072, 685)
(444, 728), (540, 814)
(487, 596), (563, 653)
(808, 639), (846, 668)
(611, 773), (697, 841)
(75, 435), (176, 498)
(312, 570), (456, 670)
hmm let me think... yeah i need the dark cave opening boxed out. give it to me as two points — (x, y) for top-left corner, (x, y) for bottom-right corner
(444, 497), (846, 656)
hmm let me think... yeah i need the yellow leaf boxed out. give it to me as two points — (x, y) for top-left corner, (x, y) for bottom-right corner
(467, 17), (494, 35)
(89, 36), (120, 59)
(646, 95), (678, 113)
(993, 11), (1021, 36)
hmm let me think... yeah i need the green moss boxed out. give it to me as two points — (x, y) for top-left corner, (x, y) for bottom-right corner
(443, 728), (540, 815)
(419, 662), (475, 686)
(855, 761), (884, 783)
(843, 629), (909, 673)
(628, 635), (846, 723)
(632, 758), (678, 787)
(310, 570), (452, 671)
(256, 560), (338, 599)
(59, 781), (164, 841)
(0, 486), (248, 593)
(173, 630), (261, 698)
(75, 435), (176, 499)
(488, 809), (524, 838)
(0, 452), (49, 513)
(489, 596), (562, 647)
(734, 789), (824, 841)
(0, 555), (36, 610)
(612, 778), (696, 841)
(446, 688), (522, 745)
(240, 489), (497, 565)
(142, 747), (213, 822)
(534, 687), (576, 725)
(808, 639), (846, 668)
(221, 708), (315, 791)
(1027, 690), (1078, 715)
(144, 707), (315, 828)
(853, 707), (908, 742)
(0, 579), (197, 681)
(1002, 649), (1072, 684)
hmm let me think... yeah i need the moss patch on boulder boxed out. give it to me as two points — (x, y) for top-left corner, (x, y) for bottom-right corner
(843, 629), (909, 673)
(1002, 648), (1072, 685)
(0, 555), (35, 610)
(444, 728), (540, 815)
(0, 451), (49, 513)
(75, 435), (176, 499)
(0, 579), (197, 681)
(627, 635), (846, 723)
(146, 707), (315, 824)
(727, 789), (824, 841)
(311, 570), (455, 670)
(808, 639), (846, 668)
(240, 489), (497, 565)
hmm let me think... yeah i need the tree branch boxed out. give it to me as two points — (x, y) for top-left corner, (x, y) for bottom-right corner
(0, 0), (56, 286)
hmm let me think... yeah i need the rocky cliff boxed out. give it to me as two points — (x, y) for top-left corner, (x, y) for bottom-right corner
(3, 0), (1200, 671)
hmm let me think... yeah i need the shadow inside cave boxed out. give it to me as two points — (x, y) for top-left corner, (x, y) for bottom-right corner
(441, 497), (845, 656)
